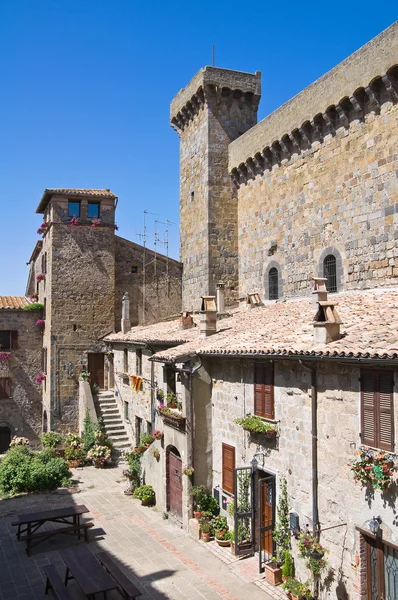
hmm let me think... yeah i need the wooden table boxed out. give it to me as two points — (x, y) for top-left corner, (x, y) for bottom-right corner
(60, 546), (119, 599)
(12, 504), (90, 555)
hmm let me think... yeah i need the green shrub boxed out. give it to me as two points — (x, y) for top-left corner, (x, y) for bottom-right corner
(282, 550), (294, 579)
(133, 484), (155, 504)
(83, 411), (96, 452)
(190, 485), (220, 516)
(41, 431), (63, 448)
(0, 446), (71, 494)
(23, 303), (44, 312)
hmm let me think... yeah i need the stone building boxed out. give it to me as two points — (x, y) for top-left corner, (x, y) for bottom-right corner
(104, 22), (398, 600)
(0, 296), (42, 449)
(1, 188), (182, 440)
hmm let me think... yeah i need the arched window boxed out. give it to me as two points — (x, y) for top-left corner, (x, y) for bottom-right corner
(323, 254), (337, 293)
(269, 267), (279, 300)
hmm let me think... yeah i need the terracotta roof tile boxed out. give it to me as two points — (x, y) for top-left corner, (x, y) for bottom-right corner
(36, 188), (117, 213)
(139, 288), (398, 363)
(0, 296), (31, 310)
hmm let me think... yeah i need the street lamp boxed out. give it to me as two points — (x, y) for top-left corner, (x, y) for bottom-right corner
(369, 516), (382, 537)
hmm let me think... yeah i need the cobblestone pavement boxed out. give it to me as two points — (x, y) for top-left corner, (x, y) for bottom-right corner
(0, 465), (282, 599)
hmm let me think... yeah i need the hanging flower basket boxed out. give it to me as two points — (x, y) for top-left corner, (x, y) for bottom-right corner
(350, 446), (395, 492)
(37, 222), (50, 235)
(36, 319), (46, 329)
(91, 218), (102, 227)
(0, 352), (10, 361)
(35, 374), (46, 383)
(158, 406), (185, 427)
(70, 217), (79, 225)
(183, 466), (194, 477)
(297, 528), (328, 576)
(35, 273), (45, 283)
(152, 430), (163, 441)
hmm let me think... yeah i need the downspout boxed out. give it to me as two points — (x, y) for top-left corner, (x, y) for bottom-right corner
(175, 358), (202, 471)
(299, 360), (319, 535)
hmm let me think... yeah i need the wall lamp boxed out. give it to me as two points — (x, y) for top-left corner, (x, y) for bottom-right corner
(369, 516), (382, 538)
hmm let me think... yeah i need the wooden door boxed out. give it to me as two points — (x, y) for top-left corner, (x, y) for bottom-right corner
(88, 353), (104, 389)
(365, 535), (398, 600)
(258, 474), (275, 572)
(167, 448), (183, 520)
(0, 427), (11, 453)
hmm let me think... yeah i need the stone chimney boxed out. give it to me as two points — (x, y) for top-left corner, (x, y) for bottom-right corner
(216, 282), (226, 314)
(179, 311), (194, 330)
(313, 283), (342, 344)
(121, 292), (130, 334)
(199, 296), (217, 337)
(246, 292), (262, 309)
(312, 277), (328, 309)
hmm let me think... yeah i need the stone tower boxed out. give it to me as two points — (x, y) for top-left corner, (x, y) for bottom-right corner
(35, 189), (117, 431)
(171, 67), (261, 310)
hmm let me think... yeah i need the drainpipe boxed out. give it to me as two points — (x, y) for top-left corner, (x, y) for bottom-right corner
(175, 358), (202, 471)
(299, 360), (319, 535)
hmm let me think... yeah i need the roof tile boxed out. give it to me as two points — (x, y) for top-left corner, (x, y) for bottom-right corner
(0, 296), (31, 310)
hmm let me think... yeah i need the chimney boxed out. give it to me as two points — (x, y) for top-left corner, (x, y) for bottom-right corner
(313, 283), (342, 344)
(121, 292), (130, 334)
(216, 282), (226, 314)
(179, 311), (194, 330)
(311, 277), (328, 309)
(246, 292), (263, 309)
(199, 296), (217, 337)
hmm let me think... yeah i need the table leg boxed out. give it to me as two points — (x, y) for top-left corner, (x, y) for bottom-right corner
(64, 567), (70, 586)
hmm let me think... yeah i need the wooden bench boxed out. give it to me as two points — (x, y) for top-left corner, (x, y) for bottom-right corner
(20, 521), (93, 555)
(44, 565), (73, 599)
(96, 551), (142, 599)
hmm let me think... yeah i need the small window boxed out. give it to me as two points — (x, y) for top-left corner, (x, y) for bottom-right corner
(222, 443), (235, 494)
(190, 191), (195, 202)
(136, 349), (142, 376)
(269, 267), (279, 300)
(124, 401), (129, 421)
(68, 201), (80, 218)
(323, 254), (337, 293)
(0, 377), (11, 399)
(164, 365), (176, 395)
(254, 363), (274, 419)
(0, 331), (17, 352)
(88, 202), (100, 219)
(361, 370), (394, 451)
(131, 266), (138, 274)
(123, 349), (129, 374)
(146, 421), (152, 434)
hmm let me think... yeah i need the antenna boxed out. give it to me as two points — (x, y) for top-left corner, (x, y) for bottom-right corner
(212, 44), (215, 67)
(141, 210), (157, 326)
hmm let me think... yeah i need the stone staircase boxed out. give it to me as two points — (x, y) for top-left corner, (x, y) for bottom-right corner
(95, 391), (131, 453)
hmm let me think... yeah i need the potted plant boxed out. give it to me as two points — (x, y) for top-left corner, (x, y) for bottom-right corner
(133, 485), (156, 506)
(79, 371), (90, 381)
(282, 550), (294, 581)
(166, 392), (178, 409)
(156, 389), (165, 403)
(35, 319), (46, 330)
(190, 485), (220, 516)
(297, 528), (328, 577)
(215, 529), (232, 547)
(158, 405), (185, 427)
(41, 431), (63, 449)
(123, 449), (141, 494)
(9, 436), (29, 447)
(64, 433), (86, 467)
(350, 446), (395, 492)
(152, 430), (163, 440)
(234, 415), (278, 438)
(152, 448), (160, 461)
(35, 273), (45, 283)
(87, 444), (111, 468)
(283, 578), (311, 600)
(141, 432), (155, 447)
(0, 352), (10, 361)
(211, 516), (231, 546)
(266, 476), (291, 585)
(183, 465), (194, 477)
(199, 519), (212, 542)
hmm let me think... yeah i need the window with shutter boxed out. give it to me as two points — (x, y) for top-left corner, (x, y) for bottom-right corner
(361, 370), (394, 452)
(0, 378), (11, 398)
(222, 443), (235, 494)
(254, 363), (274, 419)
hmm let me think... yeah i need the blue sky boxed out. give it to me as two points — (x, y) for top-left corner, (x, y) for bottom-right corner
(0, 1), (396, 295)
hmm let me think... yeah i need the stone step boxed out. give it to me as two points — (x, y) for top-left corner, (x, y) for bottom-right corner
(102, 417), (123, 424)
(108, 434), (129, 442)
(105, 425), (125, 433)
(100, 407), (119, 414)
(112, 441), (131, 449)
(97, 400), (117, 407)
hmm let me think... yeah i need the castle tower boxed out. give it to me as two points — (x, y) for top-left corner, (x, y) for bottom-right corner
(171, 67), (261, 311)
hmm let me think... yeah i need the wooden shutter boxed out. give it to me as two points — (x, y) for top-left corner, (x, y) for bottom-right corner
(10, 330), (18, 350)
(0, 378), (11, 398)
(361, 370), (394, 451)
(254, 363), (274, 419)
(222, 443), (235, 494)
(361, 371), (377, 447)
(378, 372), (394, 452)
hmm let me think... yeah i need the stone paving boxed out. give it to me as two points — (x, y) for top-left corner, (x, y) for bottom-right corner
(0, 465), (284, 599)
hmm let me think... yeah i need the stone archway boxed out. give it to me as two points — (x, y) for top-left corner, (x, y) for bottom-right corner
(166, 445), (183, 520)
(0, 426), (11, 453)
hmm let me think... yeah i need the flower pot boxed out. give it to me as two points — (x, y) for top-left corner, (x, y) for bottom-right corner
(194, 511), (203, 520)
(94, 459), (103, 469)
(201, 532), (211, 543)
(216, 539), (231, 547)
(265, 563), (283, 586)
(141, 496), (155, 506)
(68, 460), (81, 468)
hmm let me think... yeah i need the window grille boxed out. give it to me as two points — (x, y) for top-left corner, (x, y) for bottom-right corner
(268, 268), (279, 300)
(323, 254), (337, 293)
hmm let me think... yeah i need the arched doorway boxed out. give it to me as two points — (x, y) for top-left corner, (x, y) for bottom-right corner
(0, 427), (11, 453)
(166, 446), (183, 520)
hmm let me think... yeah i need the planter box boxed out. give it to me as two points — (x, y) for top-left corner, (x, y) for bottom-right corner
(159, 409), (186, 428)
(264, 563), (283, 586)
(244, 426), (278, 439)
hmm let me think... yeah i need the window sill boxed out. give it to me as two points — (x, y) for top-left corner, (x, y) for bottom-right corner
(254, 415), (278, 425)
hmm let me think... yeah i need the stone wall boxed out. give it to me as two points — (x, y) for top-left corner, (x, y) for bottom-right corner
(204, 355), (398, 598)
(236, 102), (398, 298)
(0, 310), (42, 446)
(114, 237), (182, 328)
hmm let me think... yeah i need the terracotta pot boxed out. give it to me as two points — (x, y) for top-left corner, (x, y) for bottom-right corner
(141, 497), (155, 506)
(68, 460), (81, 468)
(264, 563), (283, 586)
(216, 538), (231, 547)
(201, 532), (211, 543)
(94, 459), (103, 469)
